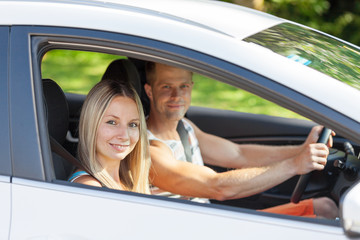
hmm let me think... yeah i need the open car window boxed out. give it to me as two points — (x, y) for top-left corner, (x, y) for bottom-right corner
(40, 47), (353, 222)
(42, 49), (304, 119)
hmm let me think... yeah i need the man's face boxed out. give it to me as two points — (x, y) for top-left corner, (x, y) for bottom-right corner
(146, 64), (193, 121)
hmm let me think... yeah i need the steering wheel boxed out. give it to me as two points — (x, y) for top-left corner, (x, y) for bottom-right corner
(290, 128), (332, 203)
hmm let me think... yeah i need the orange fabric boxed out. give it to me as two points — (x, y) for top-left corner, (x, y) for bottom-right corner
(259, 199), (316, 218)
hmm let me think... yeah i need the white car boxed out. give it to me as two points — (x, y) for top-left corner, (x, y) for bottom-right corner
(1, 0), (360, 239)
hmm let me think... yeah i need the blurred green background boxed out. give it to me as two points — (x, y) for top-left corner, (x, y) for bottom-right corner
(42, 50), (303, 119)
(226, 0), (360, 47)
(42, 0), (360, 120)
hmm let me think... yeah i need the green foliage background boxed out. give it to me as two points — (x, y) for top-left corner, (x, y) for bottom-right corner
(240, 0), (360, 46)
(42, 50), (303, 119)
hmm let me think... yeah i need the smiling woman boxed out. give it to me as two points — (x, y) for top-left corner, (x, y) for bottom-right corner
(68, 79), (151, 193)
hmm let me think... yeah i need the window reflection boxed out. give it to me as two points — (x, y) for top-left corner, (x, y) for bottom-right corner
(244, 23), (360, 91)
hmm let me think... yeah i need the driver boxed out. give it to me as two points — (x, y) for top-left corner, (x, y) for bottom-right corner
(144, 61), (338, 218)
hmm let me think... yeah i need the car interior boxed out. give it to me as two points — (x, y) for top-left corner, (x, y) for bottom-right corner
(42, 78), (75, 180)
(41, 49), (360, 215)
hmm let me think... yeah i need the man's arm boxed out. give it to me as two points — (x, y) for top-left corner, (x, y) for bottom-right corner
(149, 137), (329, 201)
(189, 119), (328, 169)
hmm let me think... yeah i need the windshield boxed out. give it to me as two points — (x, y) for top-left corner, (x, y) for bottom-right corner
(244, 23), (360, 91)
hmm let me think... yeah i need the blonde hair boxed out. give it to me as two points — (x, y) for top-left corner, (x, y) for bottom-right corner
(78, 79), (150, 194)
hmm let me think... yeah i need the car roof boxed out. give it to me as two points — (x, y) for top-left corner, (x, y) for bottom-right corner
(0, 0), (284, 39)
(97, 0), (285, 39)
(1, 0), (360, 124)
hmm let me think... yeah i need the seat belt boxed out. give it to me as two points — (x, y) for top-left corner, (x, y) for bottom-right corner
(176, 120), (192, 163)
(50, 135), (83, 170)
(50, 136), (104, 187)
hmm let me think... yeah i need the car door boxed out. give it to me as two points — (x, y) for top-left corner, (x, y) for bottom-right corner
(0, 26), (11, 240)
(8, 24), (352, 239)
(42, 29), (352, 210)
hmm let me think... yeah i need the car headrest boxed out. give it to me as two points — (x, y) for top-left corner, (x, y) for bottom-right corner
(42, 79), (69, 145)
(101, 59), (142, 96)
(128, 58), (150, 116)
(102, 58), (151, 116)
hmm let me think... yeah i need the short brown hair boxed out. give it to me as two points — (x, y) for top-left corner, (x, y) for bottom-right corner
(145, 61), (156, 85)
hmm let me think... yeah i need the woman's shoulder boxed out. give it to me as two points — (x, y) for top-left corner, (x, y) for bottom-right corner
(68, 169), (102, 187)
(68, 170), (89, 182)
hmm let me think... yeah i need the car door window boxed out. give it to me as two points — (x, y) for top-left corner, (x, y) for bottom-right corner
(35, 28), (346, 230)
(42, 49), (304, 120)
(192, 75), (305, 119)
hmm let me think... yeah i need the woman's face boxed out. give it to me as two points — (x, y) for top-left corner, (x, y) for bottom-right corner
(96, 96), (140, 164)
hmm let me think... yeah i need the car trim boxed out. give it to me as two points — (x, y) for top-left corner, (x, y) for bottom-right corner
(0, 26), (11, 176)
(0, 175), (11, 183)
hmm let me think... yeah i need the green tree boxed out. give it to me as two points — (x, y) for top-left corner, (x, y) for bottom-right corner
(221, 0), (360, 46)
(263, 0), (360, 46)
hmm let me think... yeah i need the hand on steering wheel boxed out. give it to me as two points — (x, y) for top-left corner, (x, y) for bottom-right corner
(290, 127), (332, 203)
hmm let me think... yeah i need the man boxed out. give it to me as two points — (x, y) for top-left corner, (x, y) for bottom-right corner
(144, 61), (338, 218)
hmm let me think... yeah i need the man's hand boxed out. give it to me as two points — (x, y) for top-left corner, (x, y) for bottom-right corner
(303, 125), (335, 148)
(292, 126), (335, 175)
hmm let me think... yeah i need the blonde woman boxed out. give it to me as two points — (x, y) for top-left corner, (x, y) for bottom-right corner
(68, 79), (150, 194)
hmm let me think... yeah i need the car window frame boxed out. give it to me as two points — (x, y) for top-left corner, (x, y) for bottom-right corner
(16, 24), (358, 180)
(0, 26), (12, 240)
(0, 26), (12, 177)
(35, 26), (360, 140)
(9, 26), (49, 181)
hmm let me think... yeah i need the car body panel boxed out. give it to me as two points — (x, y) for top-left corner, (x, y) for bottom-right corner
(0, 26), (11, 240)
(103, 0), (285, 39)
(0, 0), (283, 39)
(9, 27), (45, 181)
(0, 177), (10, 240)
(10, 178), (345, 240)
(0, 26), (11, 176)
(342, 182), (360, 236)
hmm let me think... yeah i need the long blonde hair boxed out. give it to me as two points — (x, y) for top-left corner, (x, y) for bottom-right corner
(78, 79), (150, 194)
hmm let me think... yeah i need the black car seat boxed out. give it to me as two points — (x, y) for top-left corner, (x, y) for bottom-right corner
(42, 78), (75, 180)
(128, 58), (150, 116)
(102, 58), (150, 115)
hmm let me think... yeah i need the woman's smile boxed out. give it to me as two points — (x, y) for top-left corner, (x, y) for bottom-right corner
(109, 142), (130, 152)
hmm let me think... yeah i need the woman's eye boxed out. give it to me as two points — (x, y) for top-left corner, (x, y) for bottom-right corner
(129, 122), (139, 128)
(106, 120), (116, 125)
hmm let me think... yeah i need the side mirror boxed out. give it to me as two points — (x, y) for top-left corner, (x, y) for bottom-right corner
(341, 181), (360, 237)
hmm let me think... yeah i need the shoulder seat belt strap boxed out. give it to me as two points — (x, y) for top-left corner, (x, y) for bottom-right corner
(176, 120), (192, 163)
